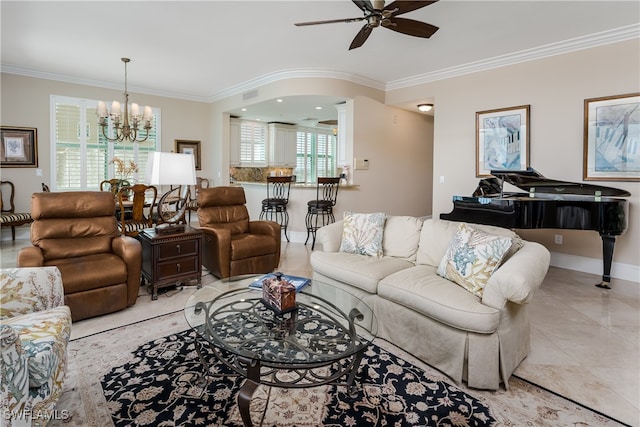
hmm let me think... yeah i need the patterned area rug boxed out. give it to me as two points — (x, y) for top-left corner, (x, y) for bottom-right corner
(49, 311), (623, 427)
(101, 330), (494, 426)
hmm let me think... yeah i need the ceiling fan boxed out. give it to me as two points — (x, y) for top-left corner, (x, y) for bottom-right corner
(295, 0), (439, 50)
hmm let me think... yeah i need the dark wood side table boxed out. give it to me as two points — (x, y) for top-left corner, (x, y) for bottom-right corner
(137, 226), (203, 300)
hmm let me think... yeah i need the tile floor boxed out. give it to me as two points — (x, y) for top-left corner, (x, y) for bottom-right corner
(1, 236), (638, 426)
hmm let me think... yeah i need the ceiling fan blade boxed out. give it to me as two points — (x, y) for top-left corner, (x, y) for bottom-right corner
(383, 17), (439, 38)
(352, 0), (374, 12)
(383, 0), (438, 17)
(349, 24), (374, 50)
(295, 17), (365, 26)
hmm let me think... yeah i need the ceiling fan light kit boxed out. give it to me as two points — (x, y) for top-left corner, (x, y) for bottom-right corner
(295, 0), (439, 50)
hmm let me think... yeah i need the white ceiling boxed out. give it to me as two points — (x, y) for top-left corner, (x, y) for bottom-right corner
(1, 1), (638, 124)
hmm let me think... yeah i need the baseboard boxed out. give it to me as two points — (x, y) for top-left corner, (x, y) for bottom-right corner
(550, 251), (639, 283)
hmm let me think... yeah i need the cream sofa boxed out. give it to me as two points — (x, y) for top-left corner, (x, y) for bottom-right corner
(310, 216), (550, 390)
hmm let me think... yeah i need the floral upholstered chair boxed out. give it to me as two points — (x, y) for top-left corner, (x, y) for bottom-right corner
(0, 267), (72, 426)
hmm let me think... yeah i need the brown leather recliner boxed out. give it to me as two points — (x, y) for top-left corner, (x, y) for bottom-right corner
(197, 186), (281, 279)
(18, 191), (142, 321)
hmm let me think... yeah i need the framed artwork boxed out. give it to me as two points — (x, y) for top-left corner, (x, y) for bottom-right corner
(1, 126), (38, 168)
(476, 105), (530, 177)
(583, 93), (639, 181)
(175, 139), (201, 170)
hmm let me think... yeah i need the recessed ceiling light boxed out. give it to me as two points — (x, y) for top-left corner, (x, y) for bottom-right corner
(276, 99), (283, 103)
(315, 106), (323, 110)
(241, 108), (247, 112)
(417, 104), (433, 112)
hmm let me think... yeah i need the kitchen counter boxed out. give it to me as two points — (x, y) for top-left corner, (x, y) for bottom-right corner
(233, 181), (360, 189)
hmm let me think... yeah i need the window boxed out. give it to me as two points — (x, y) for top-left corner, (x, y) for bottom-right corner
(51, 95), (160, 191)
(295, 128), (336, 183)
(239, 120), (267, 166)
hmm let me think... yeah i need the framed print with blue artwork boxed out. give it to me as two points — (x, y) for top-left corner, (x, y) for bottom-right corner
(476, 105), (530, 177)
(583, 93), (639, 181)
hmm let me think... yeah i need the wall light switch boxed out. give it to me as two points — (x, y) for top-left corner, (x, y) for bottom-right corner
(36, 169), (43, 177)
(354, 158), (369, 170)
(439, 176), (445, 183)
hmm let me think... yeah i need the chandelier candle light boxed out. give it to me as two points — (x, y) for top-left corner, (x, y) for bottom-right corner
(97, 58), (153, 143)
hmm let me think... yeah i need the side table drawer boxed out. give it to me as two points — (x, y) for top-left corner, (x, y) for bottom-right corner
(157, 256), (199, 280)
(158, 240), (198, 260)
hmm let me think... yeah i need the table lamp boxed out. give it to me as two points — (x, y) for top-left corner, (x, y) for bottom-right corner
(145, 151), (196, 235)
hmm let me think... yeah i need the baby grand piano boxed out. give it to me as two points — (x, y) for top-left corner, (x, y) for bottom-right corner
(440, 168), (630, 289)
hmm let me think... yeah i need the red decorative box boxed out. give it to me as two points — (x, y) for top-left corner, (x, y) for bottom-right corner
(261, 272), (297, 314)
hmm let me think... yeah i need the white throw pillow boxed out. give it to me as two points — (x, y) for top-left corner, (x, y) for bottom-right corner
(382, 216), (424, 260)
(437, 223), (513, 297)
(339, 212), (386, 257)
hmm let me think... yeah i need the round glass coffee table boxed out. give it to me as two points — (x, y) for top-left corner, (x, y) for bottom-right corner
(184, 274), (377, 427)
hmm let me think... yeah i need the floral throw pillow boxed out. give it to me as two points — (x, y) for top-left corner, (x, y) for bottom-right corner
(437, 223), (513, 297)
(339, 212), (386, 257)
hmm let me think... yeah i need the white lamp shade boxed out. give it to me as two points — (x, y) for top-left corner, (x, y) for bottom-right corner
(145, 152), (196, 185)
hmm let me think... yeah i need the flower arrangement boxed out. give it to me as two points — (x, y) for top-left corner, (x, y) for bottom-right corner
(110, 157), (138, 182)
(109, 157), (138, 199)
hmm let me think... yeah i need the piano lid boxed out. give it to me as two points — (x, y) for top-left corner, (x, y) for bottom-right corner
(490, 168), (631, 197)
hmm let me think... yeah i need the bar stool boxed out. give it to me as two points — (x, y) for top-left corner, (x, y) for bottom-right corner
(260, 175), (294, 241)
(305, 177), (341, 249)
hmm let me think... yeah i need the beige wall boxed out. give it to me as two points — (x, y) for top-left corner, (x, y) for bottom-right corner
(239, 95), (434, 237)
(0, 73), (211, 212)
(386, 39), (640, 274)
(211, 81), (434, 235)
(2, 39), (637, 279)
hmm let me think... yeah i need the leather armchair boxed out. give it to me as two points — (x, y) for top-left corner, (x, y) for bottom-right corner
(17, 191), (142, 321)
(197, 186), (281, 279)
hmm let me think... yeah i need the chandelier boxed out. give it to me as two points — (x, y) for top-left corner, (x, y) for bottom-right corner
(96, 58), (152, 143)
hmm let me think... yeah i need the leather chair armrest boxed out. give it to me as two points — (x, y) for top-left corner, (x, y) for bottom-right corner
(249, 220), (281, 267)
(198, 226), (231, 279)
(249, 220), (280, 238)
(112, 236), (142, 306)
(17, 247), (44, 267)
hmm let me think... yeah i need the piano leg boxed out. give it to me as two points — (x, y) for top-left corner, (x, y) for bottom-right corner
(596, 234), (616, 289)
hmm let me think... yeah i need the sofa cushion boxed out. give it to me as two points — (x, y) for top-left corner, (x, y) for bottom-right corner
(47, 253), (128, 294)
(339, 212), (386, 257)
(231, 233), (279, 260)
(378, 265), (501, 334)
(310, 251), (413, 294)
(437, 223), (513, 297)
(5, 305), (71, 387)
(416, 219), (519, 267)
(382, 216), (424, 261)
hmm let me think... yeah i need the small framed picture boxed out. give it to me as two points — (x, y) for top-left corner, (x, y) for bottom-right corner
(583, 93), (639, 181)
(175, 139), (201, 170)
(1, 126), (38, 168)
(476, 105), (530, 177)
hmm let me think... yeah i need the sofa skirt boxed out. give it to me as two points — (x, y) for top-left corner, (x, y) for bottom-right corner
(313, 271), (530, 390)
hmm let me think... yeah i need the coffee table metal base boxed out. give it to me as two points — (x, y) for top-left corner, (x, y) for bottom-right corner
(192, 334), (367, 427)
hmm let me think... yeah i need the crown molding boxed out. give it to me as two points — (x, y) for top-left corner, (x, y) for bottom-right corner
(386, 24), (640, 91)
(2, 24), (637, 103)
